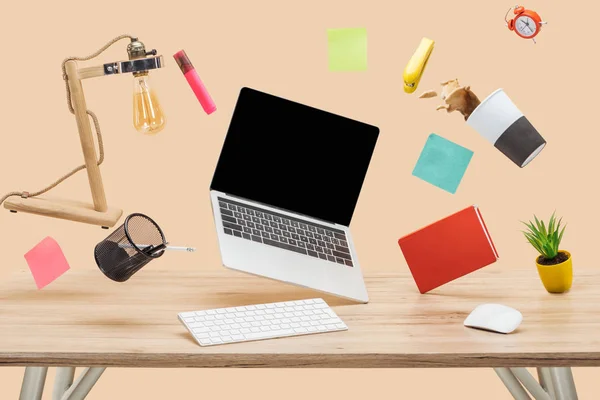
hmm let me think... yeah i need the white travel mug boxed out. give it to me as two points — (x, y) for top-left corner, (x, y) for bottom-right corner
(467, 89), (546, 167)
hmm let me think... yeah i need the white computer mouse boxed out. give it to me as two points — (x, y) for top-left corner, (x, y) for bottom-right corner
(464, 304), (523, 334)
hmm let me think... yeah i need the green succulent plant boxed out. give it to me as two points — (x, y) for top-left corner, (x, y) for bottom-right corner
(522, 212), (566, 261)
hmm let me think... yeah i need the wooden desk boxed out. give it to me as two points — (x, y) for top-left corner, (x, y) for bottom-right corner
(1, 268), (593, 399)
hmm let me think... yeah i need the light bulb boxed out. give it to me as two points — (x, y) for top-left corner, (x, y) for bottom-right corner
(132, 74), (165, 134)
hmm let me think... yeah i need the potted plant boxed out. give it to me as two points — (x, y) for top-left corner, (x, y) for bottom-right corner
(522, 213), (572, 293)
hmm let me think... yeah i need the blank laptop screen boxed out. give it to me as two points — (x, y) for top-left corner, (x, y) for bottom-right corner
(210, 87), (379, 227)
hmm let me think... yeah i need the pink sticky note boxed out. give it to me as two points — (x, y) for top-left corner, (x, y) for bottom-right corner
(24, 237), (70, 289)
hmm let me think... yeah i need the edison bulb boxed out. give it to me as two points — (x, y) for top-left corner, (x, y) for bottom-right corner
(133, 74), (165, 134)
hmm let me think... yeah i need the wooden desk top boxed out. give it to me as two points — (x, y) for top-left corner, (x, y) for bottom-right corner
(0, 267), (598, 368)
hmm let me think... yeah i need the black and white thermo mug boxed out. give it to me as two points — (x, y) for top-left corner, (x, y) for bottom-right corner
(467, 89), (546, 168)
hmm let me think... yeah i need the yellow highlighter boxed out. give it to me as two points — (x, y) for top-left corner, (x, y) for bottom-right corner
(403, 37), (435, 94)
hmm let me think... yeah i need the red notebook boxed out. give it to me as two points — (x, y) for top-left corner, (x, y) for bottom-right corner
(398, 205), (499, 294)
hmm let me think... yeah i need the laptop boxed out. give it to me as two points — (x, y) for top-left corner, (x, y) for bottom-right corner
(209, 87), (379, 303)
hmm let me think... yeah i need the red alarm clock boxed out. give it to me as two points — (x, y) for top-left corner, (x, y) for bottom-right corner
(505, 5), (547, 43)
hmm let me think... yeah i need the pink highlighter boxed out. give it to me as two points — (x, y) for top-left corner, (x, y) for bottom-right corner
(173, 50), (216, 115)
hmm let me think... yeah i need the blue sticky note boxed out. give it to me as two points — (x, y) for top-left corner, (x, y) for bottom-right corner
(412, 133), (473, 194)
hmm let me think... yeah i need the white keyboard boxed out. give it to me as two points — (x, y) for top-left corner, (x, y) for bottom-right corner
(178, 298), (347, 346)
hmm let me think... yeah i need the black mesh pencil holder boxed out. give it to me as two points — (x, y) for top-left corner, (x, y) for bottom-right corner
(94, 213), (167, 282)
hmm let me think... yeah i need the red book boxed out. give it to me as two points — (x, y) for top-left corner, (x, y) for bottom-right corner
(398, 205), (499, 294)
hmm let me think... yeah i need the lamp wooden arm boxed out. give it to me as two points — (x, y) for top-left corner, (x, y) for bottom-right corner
(3, 59), (122, 228)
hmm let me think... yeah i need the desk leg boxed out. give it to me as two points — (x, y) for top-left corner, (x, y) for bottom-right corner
(510, 368), (552, 400)
(537, 368), (557, 399)
(494, 368), (532, 400)
(495, 367), (578, 400)
(548, 367), (578, 400)
(59, 367), (105, 400)
(19, 367), (48, 400)
(53, 367), (75, 400)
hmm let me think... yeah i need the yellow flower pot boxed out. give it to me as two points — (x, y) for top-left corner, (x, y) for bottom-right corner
(535, 250), (572, 294)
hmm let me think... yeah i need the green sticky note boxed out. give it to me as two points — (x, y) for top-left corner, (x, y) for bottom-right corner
(412, 133), (473, 194)
(327, 28), (368, 71)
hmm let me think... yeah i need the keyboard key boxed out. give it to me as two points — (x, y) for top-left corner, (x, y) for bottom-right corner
(282, 219), (290, 226)
(283, 231), (291, 238)
(315, 246), (323, 253)
(238, 219), (246, 226)
(243, 215), (251, 221)
(234, 212), (242, 218)
(332, 250), (351, 260)
(306, 232), (314, 238)
(274, 216), (281, 223)
(345, 259), (353, 267)
(327, 255), (336, 262)
(318, 240), (326, 247)
(219, 201), (228, 208)
(253, 229), (261, 236)
(248, 222), (256, 229)
(257, 225), (264, 231)
(255, 211), (263, 218)
(297, 241), (306, 248)
(318, 253), (327, 260)
(280, 237), (288, 244)
(252, 235), (262, 243)
(334, 232), (346, 240)
(222, 215), (238, 224)
(224, 228), (233, 235)
(300, 223), (307, 230)
(324, 248), (332, 255)
(243, 227), (252, 234)
(223, 221), (243, 232)
(270, 234), (279, 241)
(300, 237), (308, 242)
(247, 209), (254, 216)
(242, 233), (251, 240)
(326, 243), (334, 249)
(228, 204), (237, 211)
(221, 208), (234, 216)
(323, 236), (331, 243)
(308, 250), (318, 258)
(266, 226), (273, 233)
(309, 238), (317, 245)
(289, 239), (297, 246)
(233, 230), (242, 238)
(261, 219), (269, 225)
(317, 228), (325, 234)
(291, 221), (299, 228)
(265, 215), (273, 221)
(335, 245), (351, 254)
(263, 238), (307, 255)
(340, 240), (348, 247)
(261, 231), (270, 238)
(314, 233), (322, 240)
(274, 228), (282, 235)
(252, 217), (260, 223)
(237, 206), (245, 213)
(307, 244), (315, 251)
(325, 231), (333, 237)
(288, 227), (296, 233)
(292, 233), (300, 240)
(336, 257), (345, 264)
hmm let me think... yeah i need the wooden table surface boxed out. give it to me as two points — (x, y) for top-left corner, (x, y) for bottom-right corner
(0, 267), (598, 368)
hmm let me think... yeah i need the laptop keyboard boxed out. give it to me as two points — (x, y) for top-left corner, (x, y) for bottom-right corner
(217, 197), (353, 267)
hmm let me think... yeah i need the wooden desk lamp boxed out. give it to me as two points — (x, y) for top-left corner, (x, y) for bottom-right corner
(1, 35), (165, 228)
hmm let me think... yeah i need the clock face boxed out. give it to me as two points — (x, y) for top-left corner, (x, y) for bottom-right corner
(515, 15), (537, 37)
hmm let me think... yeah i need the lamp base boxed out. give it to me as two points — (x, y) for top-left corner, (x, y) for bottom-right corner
(4, 196), (123, 228)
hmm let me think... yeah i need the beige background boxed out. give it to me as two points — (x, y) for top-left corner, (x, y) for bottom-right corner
(0, 0), (596, 397)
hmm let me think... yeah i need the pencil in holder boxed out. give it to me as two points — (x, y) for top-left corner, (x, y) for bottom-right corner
(94, 213), (167, 282)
